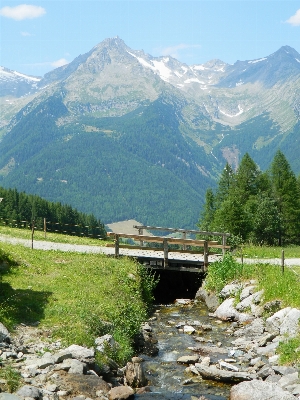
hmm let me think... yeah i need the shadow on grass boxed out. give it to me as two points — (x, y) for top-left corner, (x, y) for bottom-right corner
(0, 248), (51, 328)
(0, 282), (52, 329)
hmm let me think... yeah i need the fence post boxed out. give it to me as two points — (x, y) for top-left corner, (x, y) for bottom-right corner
(281, 249), (285, 274)
(31, 220), (35, 249)
(44, 218), (47, 239)
(115, 234), (119, 258)
(138, 228), (144, 247)
(222, 235), (226, 256)
(163, 238), (168, 268)
(204, 240), (209, 272)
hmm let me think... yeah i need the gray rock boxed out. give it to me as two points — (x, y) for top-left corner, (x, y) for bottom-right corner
(265, 374), (281, 383)
(240, 285), (256, 301)
(272, 366), (298, 376)
(219, 283), (242, 299)
(256, 341), (279, 356)
(16, 385), (42, 399)
(266, 307), (300, 337)
(52, 350), (72, 364)
(195, 287), (220, 312)
(236, 290), (264, 312)
(230, 379), (295, 399)
(95, 335), (116, 353)
(108, 385), (134, 400)
(0, 323), (10, 343)
(0, 395), (21, 400)
(124, 359), (148, 388)
(214, 298), (254, 323)
(195, 364), (257, 383)
(177, 355), (199, 364)
(65, 344), (94, 361)
(257, 365), (275, 379)
(278, 372), (299, 388)
(234, 318), (265, 338)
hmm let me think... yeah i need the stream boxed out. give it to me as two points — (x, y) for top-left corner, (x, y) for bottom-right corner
(135, 300), (233, 400)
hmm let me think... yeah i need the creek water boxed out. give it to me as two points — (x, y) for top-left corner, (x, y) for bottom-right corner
(135, 300), (233, 400)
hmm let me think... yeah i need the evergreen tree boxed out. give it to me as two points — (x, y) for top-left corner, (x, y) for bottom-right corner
(214, 162), (235, 208)
(198, 188), (215, 231)
(269, 150), (300, 245)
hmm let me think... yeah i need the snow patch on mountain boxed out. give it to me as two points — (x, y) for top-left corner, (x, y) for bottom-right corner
(248, 58), (267, 64)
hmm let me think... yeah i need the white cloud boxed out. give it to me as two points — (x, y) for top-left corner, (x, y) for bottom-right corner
(51, 58), (69, 68)
(21, 31), (33, 37)
(286, 9), (300, 26)
(0, 4), (46, 21)
(156, 43), (201, 59)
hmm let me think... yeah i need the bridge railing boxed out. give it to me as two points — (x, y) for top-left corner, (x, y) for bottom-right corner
(133, 225), (230, 255)
(107, 230), (230, 270)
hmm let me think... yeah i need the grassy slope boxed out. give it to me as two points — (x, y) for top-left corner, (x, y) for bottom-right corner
(0, 230), (156, 364)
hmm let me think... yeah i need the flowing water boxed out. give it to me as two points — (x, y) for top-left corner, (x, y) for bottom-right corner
(135, 300), (233, 400)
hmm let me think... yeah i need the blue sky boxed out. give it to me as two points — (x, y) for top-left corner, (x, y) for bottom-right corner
(1, 0), (300, 76)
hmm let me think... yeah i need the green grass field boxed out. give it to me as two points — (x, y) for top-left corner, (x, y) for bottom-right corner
(0, 232), (156, 365)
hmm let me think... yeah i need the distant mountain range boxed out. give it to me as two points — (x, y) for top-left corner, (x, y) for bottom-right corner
(0, 37), (300, 228)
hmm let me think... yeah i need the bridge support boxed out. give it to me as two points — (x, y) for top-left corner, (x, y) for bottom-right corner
(163, 238), (168, 268)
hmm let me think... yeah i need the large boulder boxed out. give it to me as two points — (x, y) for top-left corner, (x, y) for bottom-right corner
(266, 307), (300, 337)
(195, 287), (220, 311)
(214, 298), (254, 323)
(230, 379), (295, 399)
(124, 357), (148, 388)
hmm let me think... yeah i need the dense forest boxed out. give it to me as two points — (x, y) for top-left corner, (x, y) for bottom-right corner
(198, 150), (300, 246)
(0, 186), (106, 238)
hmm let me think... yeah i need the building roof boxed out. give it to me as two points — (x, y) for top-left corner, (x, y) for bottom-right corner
(106, 219), (153, 236)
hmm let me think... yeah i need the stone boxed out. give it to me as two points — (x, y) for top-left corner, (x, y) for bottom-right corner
(272, 366), (298, 376)
(220, 283), (242, 299)
(195, 287), (220, 312)
(95, 335), (116, 353)
(0, 395), (21, 400)
(52, 351), (72, 364)
(240, 286), (256, 301)
(236, 291), (264, 312)
(278, 372), (299, 388)
(108, 386), (134, 400)
(214, 298), (254, 323)
(234, 318), (265, 339)
(16, 385), (42, 399)
(177, 355), (199, 364)
(219, 361), (239, 372)
(266, 307), (300, 337)
(183, 325), (195, 334)
(65, 344), (94, 360)
(230, 379), (295, 400)
(195, 364), (257, 383)
(0, 323), (10, 343)
(124, 359), (148, 388)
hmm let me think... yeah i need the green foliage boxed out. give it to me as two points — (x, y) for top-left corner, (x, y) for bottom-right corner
(198, 151), (300, 246)
(204, 254), (244, 293)
(0, 364), (22, 393)
(0, 186), (106, 239)
(0, 96), (213, 229)
(0, 240), (156, 364)
(278, 338), (300, 365)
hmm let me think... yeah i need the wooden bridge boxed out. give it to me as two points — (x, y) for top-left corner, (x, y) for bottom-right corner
(107, 225), (230, 272)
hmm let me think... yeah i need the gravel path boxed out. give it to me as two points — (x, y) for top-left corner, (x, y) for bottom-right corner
(1, 234), (300, 266)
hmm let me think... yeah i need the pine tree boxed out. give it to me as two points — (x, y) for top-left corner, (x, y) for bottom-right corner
(270, 150), (300, 245)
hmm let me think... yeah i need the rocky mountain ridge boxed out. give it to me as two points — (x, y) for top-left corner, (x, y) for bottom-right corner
(0, 37), (300, 227)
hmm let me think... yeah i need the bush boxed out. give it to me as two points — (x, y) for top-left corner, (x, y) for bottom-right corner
(204, 254), (244, 293)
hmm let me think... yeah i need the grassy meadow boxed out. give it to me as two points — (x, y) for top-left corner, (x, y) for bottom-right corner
(0, 232), (157, 365)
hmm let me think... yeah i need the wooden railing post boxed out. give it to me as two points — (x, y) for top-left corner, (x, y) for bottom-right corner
(281, 249), (285, 274)
(163, 238), (168, 268)
(138, 228), (144, 247)
(222, 234), (226, 256)
(183, 231), (187, 251)
(115, 234), (119, 258)
(204, 240), (209, 272)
